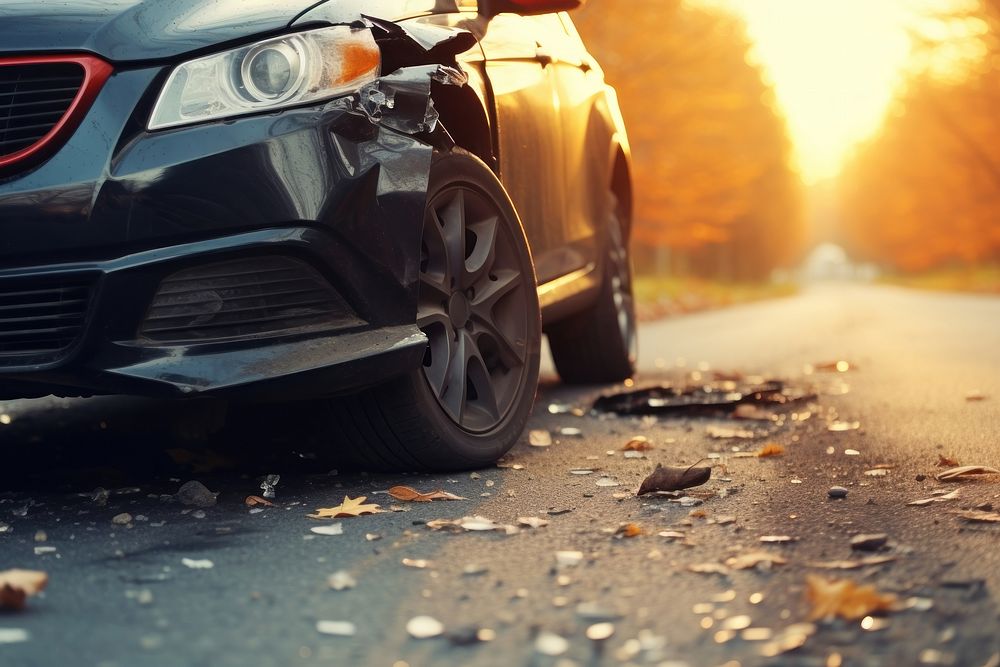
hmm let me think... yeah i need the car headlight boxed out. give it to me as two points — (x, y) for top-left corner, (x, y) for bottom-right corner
(149, 26), (380, 130)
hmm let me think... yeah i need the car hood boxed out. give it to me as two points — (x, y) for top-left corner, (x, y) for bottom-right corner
(0, 0), (326, 62)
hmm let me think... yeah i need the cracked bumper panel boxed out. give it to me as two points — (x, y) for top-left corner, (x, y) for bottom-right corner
(0, 64), (447, 399)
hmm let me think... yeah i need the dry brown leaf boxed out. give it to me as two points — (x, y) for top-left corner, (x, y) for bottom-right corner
(805, 575), (896, 621)
(387, 486), (466, 502)
(637, 463), (711, 495)
(935, 465), (1000, 482)
(953, 509), (1000, 523)
(622, 436), (654, 452)
(756, 443), (785, 458)
(806, 555), (898, 570)
(725, 551), (787, 570)
(615, 523), (643, 538)
(308, 496), (382, 519)
(244, 495), (274, 507)
(0, 569), (48, 611)
(937, 454), (960, 467)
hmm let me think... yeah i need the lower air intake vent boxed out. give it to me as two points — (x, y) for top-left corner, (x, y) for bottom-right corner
(140, 256), (362, 343)
(0, 274), (92, 368)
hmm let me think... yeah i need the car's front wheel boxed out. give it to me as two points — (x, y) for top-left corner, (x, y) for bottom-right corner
(331, 149), (541, 471)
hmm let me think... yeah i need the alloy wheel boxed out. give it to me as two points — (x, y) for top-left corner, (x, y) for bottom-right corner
(418, 186), (530, 433)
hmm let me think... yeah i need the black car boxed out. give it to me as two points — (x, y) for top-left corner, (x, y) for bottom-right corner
(0, 0), (635, 470)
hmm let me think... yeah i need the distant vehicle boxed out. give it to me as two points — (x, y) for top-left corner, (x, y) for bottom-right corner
(0, 0), (634, 470)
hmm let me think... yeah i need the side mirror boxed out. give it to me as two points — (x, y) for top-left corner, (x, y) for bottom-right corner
(482, 0), (583, 17)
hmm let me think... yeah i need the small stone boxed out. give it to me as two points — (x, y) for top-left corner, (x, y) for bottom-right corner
(33, 530), (46, 542)
(190, 510), (206, 519)
(850, 533), (888, 551)
(111, 513), (133, 526)
(327, 570), (356, 590)
(310, 524), (344, 536)
(828, 486), (849, 499)
(555, 551), (584, 567)
(0, 522), (11, 534)
(535, 631), (569, 656)
(91, 487), (110, 506)
(316, 620), (356, 637)
(181, 557), (213, 569)
(175, 481), (218, 508)
(915, 474), (927, 482)
(586, 622), (615, 640)
(406, 615), (444, 639)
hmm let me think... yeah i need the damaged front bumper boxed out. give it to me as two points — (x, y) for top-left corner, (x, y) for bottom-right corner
(0, 52), (468, 400)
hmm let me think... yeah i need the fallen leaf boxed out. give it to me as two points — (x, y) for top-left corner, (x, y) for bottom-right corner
(805, 575), (896, 621)
(725, 552), (787, 570)
(615, 523), (643, 538)
(516, 516), (549, 528)
(807, 556), (898, 570)
(907, 489), (960, 506)
(0, 569), (47, 610)
(308, 496), (382, 519)
(756, 443), (785, 458)
(935, 465), (1000, 482)
(387, 486), (466, 502)
(937, 454), (960, 467)
(244, 495), (274, 507)
(637, 463), (711, 495)
(952, 509), (1000, 523)
(688, 562), (730, 575)
(425, 516), (515, 534)
(733, 404), (775, 421)
(707, 426), (756, 439)
(622, 436), (654, 451)
(828, 421), (861, 432)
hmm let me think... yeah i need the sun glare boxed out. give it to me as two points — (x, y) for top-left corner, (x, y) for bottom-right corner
(703, 0), (919, 184)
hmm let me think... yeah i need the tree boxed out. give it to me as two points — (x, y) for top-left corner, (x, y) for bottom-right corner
(573, 0), (804, 280)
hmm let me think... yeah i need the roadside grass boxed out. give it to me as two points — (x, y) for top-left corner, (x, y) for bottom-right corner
(633, 275), (798, 322)
(880, 266), (1000, 295)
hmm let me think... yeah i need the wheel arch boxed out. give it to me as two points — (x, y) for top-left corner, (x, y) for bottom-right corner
(431, 72), (496, 173)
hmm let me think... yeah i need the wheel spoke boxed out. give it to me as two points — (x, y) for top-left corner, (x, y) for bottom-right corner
(419, 271), (451, 304)
(470, 268), (521, 316)
(439, 330), (468, 423)
(438, 191), (466, 289)
(464, 215), (498, 288)
(471, 310), (525, 369)
(417, 307), (454, 396)
(466, 338), (501, 424)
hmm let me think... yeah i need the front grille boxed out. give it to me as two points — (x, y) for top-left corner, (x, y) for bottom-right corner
(0, 62), (84, 158)
(140, 256), (364, 343)
(0, 274), (93, 367)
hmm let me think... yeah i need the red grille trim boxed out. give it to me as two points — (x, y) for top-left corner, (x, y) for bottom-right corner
(0, 54), (113, 173)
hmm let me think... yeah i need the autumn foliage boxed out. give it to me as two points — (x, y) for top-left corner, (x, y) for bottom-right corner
(573, 1), (805, 280)
(839, 1), (1000, 272)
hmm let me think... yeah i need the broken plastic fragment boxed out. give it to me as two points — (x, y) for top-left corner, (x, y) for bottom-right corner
(260, 474), (280, 499)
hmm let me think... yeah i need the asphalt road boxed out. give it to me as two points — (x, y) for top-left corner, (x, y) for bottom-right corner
(2, 283), (1000, 667)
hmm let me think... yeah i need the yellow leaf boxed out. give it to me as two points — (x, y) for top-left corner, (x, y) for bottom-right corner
(387, 486), (466, 502)
(805, 575), (896, 621)
(308, 496), (382, 519)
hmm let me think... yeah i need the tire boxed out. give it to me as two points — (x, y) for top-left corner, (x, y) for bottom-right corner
(330, 149), (541, 471)
(548, 190), (637, 384)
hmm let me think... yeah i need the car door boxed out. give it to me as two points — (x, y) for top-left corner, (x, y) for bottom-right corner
(477, 11), (569, 285)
